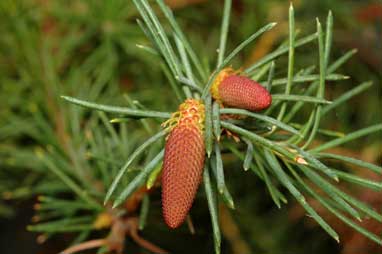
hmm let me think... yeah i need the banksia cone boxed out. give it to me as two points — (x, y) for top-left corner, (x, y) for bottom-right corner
(161, 99), (205, 229)
(211, 67), (272, 111)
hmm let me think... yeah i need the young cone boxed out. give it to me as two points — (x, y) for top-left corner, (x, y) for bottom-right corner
(211, 67), (272, 111)
(161, 99), (205, 229)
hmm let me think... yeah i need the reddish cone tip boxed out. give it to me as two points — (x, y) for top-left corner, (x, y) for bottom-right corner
(211, 68), (272, 111)
(161, 99), (205, 229)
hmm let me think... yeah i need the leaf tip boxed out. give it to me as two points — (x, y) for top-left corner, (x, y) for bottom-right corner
(112, 202), (119, 209)
(295, 156), (308, 165)
(316, 18), (322, 27)
(103, 196), (109, 206)
(289, 2), (294, 11)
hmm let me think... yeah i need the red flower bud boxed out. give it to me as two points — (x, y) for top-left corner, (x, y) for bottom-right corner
(161, 99), (205, 229)
(211, 68), (272, 111)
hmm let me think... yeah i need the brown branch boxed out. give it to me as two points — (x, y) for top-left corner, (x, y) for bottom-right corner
(59, 238), (107, 254)
(126, 217), (169, 254)
(129, 229), (169, 254)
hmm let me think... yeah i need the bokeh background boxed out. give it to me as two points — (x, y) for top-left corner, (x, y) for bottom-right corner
(0, 0), (381, 253)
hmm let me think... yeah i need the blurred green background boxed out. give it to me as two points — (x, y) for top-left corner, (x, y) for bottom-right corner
(0, 0), (381, 253)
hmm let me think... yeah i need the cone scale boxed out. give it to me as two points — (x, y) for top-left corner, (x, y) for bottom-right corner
(161, 99), (205, 229)
(211, 67), (272, 111)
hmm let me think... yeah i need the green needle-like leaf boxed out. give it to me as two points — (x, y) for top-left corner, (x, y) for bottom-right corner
(214, 142), (225, 194)
(244, 32), (319, 75)
(210, 156), (235, 209)
(315, 153), (382, 174)
(253, 153), (287, 208)
(284, 49), (357, 123)
(251, 62), (272, 81)
(28, 216), (93, 233)
(174, 35), (198, 88)
(311, 124), (382, 153)
(162, 62), (184, 102)
(306, 173), (382, 222)
(287, 163), (382, 245)
(277, 3), (295, 122)
(292, 146), (339, 181)
(220, 108), (302, 136)
(226, 144), (264, 180)
(328, 49), (358, 73)
(139, 194), (150, 230)
(243, 138), (254, 171)
(221, 121), (295, 160)
(298, 165), (361, 221)
(266, 61), (275, 92)
(61, 96), (171, 119)
(217, 0), (232, 67)
(135, 44), (159, 55)
(104, 130), (166, 205)
(321, 81), (373, 116)
(324, 11), (333, 67)
(264, 150), (339, 242)
(146, 163), (163, 189)
(302, 19), (327, 149)
(205, 95), (213, 157)
(202, 22), (277, 98)
(140, 0), (182, 76)
(332, 169), (382, 191)
(155, 0), (207, 80)
(176, 76), (203, 93)
(272, 94), (331, 104)
(212, 101), (221, 141)
(134, 1), (180, 77)
(203, 166), (221, 254)
(122, 94), (153, 134)
(113, 149), (164, 208)
(38, 153), (102, 210)
(266, 73), (348, 87)
(221, 22), (277, 69)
